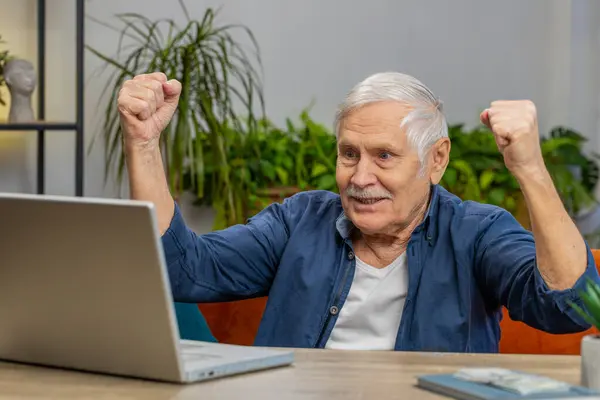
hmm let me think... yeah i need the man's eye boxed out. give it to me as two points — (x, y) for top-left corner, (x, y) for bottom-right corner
(379, 152), (392, 160)
(344, 150), (357, 158)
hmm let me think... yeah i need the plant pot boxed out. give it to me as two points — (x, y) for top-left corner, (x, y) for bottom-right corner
(581, 334), (600, 390)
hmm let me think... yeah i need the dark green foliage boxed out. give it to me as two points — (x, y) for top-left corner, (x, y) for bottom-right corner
(441, 124), (598, 215)
(569, 279), (600, 331)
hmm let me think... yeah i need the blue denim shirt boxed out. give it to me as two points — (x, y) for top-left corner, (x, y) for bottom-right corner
(162, 184), (599, 352)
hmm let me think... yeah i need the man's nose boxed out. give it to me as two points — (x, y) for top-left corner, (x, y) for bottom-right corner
(350, 159), (378, 187)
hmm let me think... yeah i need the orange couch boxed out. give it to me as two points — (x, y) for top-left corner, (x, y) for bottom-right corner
(198, 250), (600, 354)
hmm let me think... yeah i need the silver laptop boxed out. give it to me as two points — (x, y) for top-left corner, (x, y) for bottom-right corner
(0, 192), (294, 383)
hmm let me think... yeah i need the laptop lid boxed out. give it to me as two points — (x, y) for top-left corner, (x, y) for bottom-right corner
(0, 193), (185, 381)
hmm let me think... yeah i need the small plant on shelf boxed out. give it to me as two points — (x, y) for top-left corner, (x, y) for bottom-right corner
(0, 34), (13, 107)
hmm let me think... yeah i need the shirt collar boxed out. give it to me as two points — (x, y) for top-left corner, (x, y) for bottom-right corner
(335, 184), (441, 241)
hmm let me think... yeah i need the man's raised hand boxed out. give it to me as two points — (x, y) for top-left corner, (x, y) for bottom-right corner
(117, 72), (182, 150)
(480, 100), (544, 178)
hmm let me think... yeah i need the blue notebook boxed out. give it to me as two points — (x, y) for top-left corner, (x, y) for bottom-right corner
(417, 371), (600, 399)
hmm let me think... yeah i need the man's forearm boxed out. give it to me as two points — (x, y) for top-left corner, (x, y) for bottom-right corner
(516, 165), (587, 290)
(125, 143), (175, 234)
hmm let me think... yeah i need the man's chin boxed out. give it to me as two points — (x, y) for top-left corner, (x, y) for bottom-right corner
(347, 213), (388, 234)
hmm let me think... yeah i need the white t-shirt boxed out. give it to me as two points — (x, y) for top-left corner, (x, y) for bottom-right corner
(325, 252), (408, 350)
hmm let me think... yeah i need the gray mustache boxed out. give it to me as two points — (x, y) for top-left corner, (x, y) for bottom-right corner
(345, 186), (393, 200)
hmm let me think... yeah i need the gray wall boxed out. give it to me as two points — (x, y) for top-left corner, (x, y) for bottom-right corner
(1, 0), (599, 228)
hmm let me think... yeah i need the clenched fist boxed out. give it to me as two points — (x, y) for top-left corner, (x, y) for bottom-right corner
(480, 100), (544, 177)
(118, 72), (182, 150)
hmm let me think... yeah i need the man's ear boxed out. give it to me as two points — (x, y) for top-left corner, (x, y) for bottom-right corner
(429, 138), (451, 185)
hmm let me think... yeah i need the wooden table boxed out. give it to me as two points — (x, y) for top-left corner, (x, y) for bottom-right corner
(0, 349), (583, 399)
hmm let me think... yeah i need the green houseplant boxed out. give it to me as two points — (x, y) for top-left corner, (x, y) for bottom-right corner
(441, 124), (599, 226)
(87, 1), (265, 228)
(569, 280), (600, 331)
(441, 123), (521, 214)
(542, 127), (599, 215)
(185, 108), (338, 230)
(188, 116), (598, 231)
(569, 280), (600, 390)
(246, 109), (338, 207)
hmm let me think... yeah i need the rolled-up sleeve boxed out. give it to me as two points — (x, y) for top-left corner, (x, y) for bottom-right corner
(160, 198), (293, 303)
(474, 209), (600, 333)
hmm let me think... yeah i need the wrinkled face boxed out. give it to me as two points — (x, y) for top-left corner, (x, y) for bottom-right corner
(336, 101), (449, 236)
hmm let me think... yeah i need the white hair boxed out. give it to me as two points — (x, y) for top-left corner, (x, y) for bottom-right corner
(334, 72), (448, 166)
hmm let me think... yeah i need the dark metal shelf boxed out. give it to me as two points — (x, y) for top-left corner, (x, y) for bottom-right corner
(0, 122), (77, 131)
(24, 0), (85, 196)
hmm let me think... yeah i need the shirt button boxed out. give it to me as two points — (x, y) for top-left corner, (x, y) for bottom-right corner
(347, 251), (355, 260)
(329, 305), (339, 315)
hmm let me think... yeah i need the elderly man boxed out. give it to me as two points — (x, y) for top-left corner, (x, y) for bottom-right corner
(118, 71), (599, 352)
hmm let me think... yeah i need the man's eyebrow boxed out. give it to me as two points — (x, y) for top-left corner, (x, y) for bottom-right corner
(337, 140), (405, 155)
(367, 141), (404, 153)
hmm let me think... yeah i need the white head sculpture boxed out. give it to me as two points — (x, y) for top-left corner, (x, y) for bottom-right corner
(4, 59), (36, 122)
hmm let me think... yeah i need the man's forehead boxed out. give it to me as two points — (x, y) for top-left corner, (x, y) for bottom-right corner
(337, 128), (408, 149)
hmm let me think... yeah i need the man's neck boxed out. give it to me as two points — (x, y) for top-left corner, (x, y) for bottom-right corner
(353, 192), (430, 268)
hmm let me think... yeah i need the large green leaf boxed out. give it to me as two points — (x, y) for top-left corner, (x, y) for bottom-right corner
(487, 188), (505, 206)
(479, 170), (495, 190)
(443, 168), (457, 188)
(311, 163), (329, 178)
(316, 174), (336, 190)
